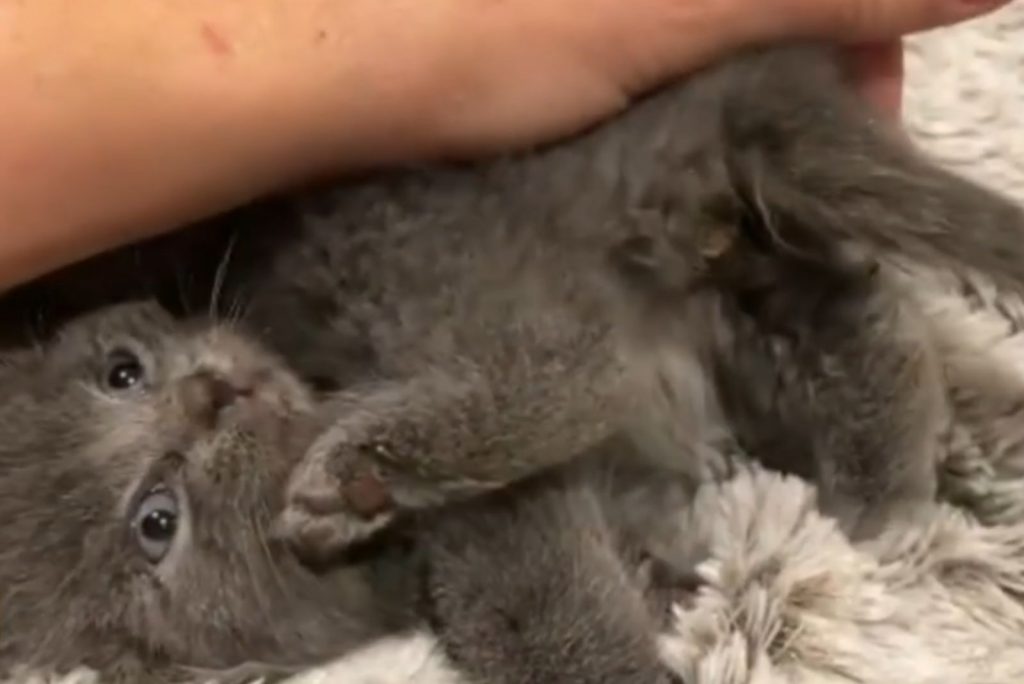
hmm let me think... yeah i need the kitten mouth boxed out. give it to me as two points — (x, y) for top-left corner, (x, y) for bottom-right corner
(202, 398), (315, 475)
(174, 364), (312, 444)
(224, 384), (309, 435)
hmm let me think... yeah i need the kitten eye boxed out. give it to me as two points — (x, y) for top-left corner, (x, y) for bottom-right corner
(105, 349), (145, 390)
(132, 485), (179, 563)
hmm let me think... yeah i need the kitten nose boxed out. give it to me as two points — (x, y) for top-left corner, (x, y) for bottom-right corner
(177, 370), (249, 427)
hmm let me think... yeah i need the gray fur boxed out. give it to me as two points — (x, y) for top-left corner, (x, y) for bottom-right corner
(405, 449), (683, 684)
(0, 302), (676, 683)
(231, 43), (1024, 554)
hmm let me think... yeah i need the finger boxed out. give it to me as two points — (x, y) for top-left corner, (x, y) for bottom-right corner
(748, 0), (1011, 42)
(846, 40), (905, 116)
(628, 0), (1006, 96)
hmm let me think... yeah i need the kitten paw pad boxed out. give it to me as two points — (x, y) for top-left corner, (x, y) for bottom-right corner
(278, 437), (398, 560)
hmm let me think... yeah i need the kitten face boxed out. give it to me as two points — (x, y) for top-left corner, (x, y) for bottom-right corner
(0, 302), (387, 677)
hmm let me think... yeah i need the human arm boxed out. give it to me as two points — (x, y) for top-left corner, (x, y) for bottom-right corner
(0, 0), (1008, 290)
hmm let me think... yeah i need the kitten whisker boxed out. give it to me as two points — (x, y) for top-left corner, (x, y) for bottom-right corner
(208, 232), (239, 324)
(226, 293), (251, 329)
(174, 267), (192, 317)
(254, 511), (293, 605)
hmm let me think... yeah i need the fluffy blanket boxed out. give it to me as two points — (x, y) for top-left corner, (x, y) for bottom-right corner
(15, 3), (1024, 682)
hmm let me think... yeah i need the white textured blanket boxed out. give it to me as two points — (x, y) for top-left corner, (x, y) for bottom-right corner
(17, 3), (1024, 682)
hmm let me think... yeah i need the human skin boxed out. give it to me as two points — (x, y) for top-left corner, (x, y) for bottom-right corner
(0, 0), (1009, 291)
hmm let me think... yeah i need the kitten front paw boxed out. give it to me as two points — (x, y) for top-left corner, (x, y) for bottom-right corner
(276, 405), (458, 562)
(278, 431), (399, 561)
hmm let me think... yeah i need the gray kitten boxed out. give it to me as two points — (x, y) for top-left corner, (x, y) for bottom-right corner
(214, 43), (1024, 557)
(0, 301), (676, 683)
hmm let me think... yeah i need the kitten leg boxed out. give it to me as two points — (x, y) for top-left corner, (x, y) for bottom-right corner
(416, 470), (675, 684)
(596, 43), (1024, 292)
(710, 262), (944, 540)
(710, 45), (1024, 293)
(279, 348), (622, 559)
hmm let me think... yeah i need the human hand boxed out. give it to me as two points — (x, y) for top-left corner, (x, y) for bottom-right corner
(399, 0), (1008, 157)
